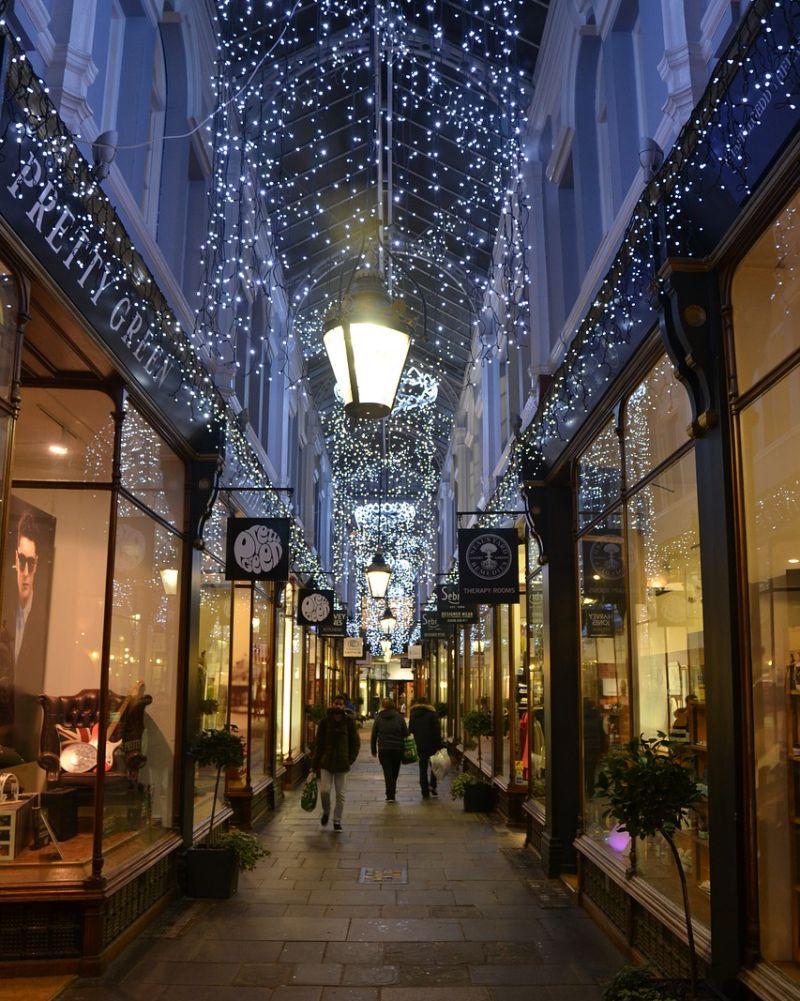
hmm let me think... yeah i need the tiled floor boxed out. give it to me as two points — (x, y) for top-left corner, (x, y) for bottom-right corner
(58, 736), (624, 1001)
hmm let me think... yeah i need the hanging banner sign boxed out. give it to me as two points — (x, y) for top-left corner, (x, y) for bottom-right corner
(297, 588), (334, 627)
(343, 637), (364, 659)
(436, 582), (477, 624)
(584, 606), (616, 638)
(225, 518), (290, 581)
(407, 644), (422, 661)
(319, 608), (347, 637)
(458, 527), (519, 604)
(581, 537), (625, 601)
(421, 609), (450, 640)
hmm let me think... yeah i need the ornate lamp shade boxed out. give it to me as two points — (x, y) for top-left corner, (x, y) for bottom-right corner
(365, 551), (392, 599)
(323, 274), (410, 420)
(380, 604), (397, 636)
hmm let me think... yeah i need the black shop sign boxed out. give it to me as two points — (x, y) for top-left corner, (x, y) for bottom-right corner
(225, 518), (290, 581)
(297, 588), (335, 627)
(584, 606), (616, 638)
(458, 527), (519, 604)
(421, 609), (451, 640)
(581, 537), (625, 601)
(319, 609), (347, 637)
(436, 583), (477, 624)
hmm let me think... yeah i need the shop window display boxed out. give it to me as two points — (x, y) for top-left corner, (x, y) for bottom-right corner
(528, 558), (545, 805)
(227, 586), (252, 792)
(577, 354), (708, 926)
(733, 188), (800, 971)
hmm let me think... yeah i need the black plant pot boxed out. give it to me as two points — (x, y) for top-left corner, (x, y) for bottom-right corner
(463, 782), (496, 813)
(185, 845), (239, 899)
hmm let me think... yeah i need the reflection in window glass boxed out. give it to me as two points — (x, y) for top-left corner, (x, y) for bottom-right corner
(579, 515), (630, 838)
(251, 587), (273, 777)
(14, 388), (114, 481)
(577, 420), (621, 527)
(290, 613), (303, 758)
(741, 365), (800, 965)
(121, 406), (184, 526)
(732, 187), (800, 394)
(228, 586), (251, 791)
(105, 498), (182, 863)
(627, 453), (709, 925)
(274, 587), (287, 768)
(195, 557), (231, 825)
(625, 356), (691, 487)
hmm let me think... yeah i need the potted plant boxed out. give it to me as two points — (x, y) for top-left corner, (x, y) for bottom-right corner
(461, 708), (496, 812)
(596, 735), (703, 999)
(186, 724), (269, 898)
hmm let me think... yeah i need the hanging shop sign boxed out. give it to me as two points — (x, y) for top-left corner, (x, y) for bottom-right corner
(436, 582), (477, 624)
(225, 518), (290, 581)
(581, 537), (625, 601)
(421, 609), (450, 640)
(343, 637), (364, 659)
(407, 644), (422, 661)
(584, 606), (616, 638)
(319, 608), (347, 637)
(297, 587), (335, 627)
(458, 527), (519, 604)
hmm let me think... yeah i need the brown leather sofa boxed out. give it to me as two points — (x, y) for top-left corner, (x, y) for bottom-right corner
(37, 687), (152, 786)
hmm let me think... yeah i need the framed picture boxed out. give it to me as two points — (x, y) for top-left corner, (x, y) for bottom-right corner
(0, 496), (56, 763)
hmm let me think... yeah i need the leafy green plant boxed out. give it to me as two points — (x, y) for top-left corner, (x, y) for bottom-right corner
(596, 736), (701, 998)
(603, 966), (679, 1001)
(189, 724), (245, 835)
(209, 828), (270, 871)
(450, 772), (479, 800)
(200, 697), (219, 716)
(463, 708), (493, 773)
(305, 702), (326, 723)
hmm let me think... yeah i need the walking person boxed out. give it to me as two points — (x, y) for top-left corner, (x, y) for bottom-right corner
(408, 696), (443, 799)
(311, 693), (360, 832)
(370, 697), (408, 802)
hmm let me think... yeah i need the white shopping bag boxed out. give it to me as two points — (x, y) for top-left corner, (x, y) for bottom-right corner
(430, 747), (451, 780)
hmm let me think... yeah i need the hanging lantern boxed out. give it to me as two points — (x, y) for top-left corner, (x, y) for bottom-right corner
(323, 273), (410, 420)
(365, 550), (392, 599)
(380, 603), (397, 636)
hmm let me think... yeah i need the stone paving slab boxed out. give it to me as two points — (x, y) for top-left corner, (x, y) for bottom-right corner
(57, 733), (623, 1001)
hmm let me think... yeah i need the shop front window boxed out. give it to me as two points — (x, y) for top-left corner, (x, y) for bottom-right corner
(227, 585), (252, 792)
(274, 586), (287, 769)
(734, 187), (800, 970)
(577, 353), (707, 923)
(105, 497), (182, 861)
(251, 586), (273, 778)
(528, 557), (545, 805)
(627, 452), (708, 923)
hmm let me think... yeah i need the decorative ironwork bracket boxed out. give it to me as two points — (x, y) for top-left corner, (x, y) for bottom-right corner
(658, 259), (719, 438)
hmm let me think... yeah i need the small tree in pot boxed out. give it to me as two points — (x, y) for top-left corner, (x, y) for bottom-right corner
(596, 734), (702, 999)
(461, 708), (495, 812)
(186, 724), (269, 898)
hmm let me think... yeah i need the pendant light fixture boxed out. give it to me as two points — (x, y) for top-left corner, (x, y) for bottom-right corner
(365, 420), (392, 599)
(380, 603), (396, 636)
(323, 273), (410, 420)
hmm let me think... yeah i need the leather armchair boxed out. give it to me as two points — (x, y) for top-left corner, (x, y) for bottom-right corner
(38, 687), (152, 786)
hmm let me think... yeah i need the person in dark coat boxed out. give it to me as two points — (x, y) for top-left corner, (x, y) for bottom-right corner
(408, 698), (443, 799)
(370, 697), (408, 802)
(312, 694), (360, 831)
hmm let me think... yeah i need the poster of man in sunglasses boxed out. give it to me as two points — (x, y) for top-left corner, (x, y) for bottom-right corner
(0, 498), (55, 763)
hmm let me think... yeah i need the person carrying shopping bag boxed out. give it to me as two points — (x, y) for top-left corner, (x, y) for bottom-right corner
(311, 694), (360, 831)
(370, 697), (408, 802)
(408, 696), (443, 799)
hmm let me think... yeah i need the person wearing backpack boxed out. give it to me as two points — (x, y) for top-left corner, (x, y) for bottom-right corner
(311, 694), (360, 831)
(370, 697), (408, 802)
(408, 697), (443, 799)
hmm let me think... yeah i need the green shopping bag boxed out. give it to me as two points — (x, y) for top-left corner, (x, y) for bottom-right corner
(402, 735), (418, 765)
(301, 777), (318, 811)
